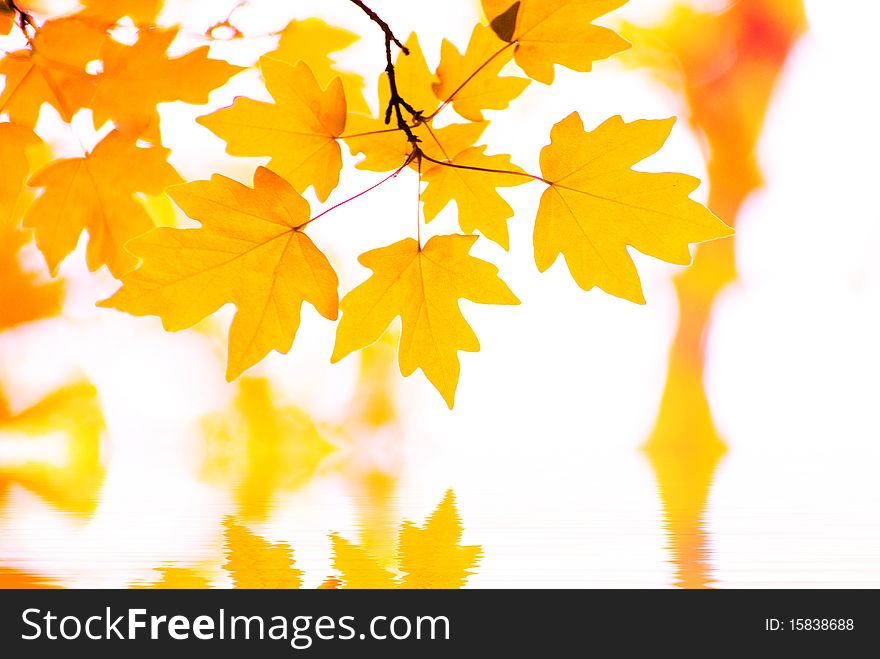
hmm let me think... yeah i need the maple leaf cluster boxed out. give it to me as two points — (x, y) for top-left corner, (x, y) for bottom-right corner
(0, 0), (732, 408)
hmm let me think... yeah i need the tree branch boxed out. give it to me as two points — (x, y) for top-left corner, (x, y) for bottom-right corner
(8, 0), (35, 42)
(347, 0), (421, 144)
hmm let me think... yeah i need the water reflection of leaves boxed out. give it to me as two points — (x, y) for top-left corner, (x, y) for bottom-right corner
(0, 381), (106, 515)
(201, 378), (336, 522)
(134, 566), (212, 589)
(169, 490), (482, 590)
(223, 517), (303, 589)
(333, 490), (482, 589)
(0, 566), (59, 589)
(628, 0), (806, 588)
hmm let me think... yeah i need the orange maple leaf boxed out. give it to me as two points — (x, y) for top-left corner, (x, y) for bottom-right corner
(24, 130), (182, 277)
(91, 27), (243, 141)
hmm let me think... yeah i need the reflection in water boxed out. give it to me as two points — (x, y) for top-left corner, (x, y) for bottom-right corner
(333, 490), (482, 589)
(0, 566), (58, 589)
(645, 440), (724, 588)
(338, 332), (406, 570)
(135, 567), (212, 589)
(0, 381), (106, 516)
(631, 0), (807, 587)
(223, 518), (304, 589)
(125, 490), (481, 589)
(201, 377), (336, 522)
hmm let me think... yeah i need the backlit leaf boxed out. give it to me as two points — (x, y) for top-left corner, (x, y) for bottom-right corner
(482, 0), (630, 83)
(91, 27), (243, 141)
(25, 130), (182, 277)
(332, 235), (519, 408)
(0, 122), (42, 229)
(199, 58), (346, 202)
(535, 112), (733, 303)
(100, 167), (339, 380)
(268, 17), (368, 113)
(433, 23), (529, 121)
(0, 17), (106, 125)
(421, 145), (529, 249)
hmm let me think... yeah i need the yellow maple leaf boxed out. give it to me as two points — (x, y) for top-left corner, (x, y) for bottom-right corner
(332, 234), (519, 408)
(100, 167), (339, 381)
(433, 23), (529, 121)
(223, 518), (303, 588)
(0, 122), (42, 229)
(91, 27), (243, 141)
(0, 17), (107, 126)
(267, 17), (368, 114)
(24, 130), (182, 277)
(482, 0), (631, 83)
(199, 58), (346, 202)
(0, 228), (63, 330)
(79, 0), (163, 25)
(421, 146), (529, 249)
(535, 113), (733, 303)
(202, 378), (336, 522)
(331, 490), (481, 589)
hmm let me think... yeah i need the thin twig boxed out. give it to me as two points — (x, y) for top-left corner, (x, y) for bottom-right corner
(347, 0), (421, 144)
(302, 157), (413, 228)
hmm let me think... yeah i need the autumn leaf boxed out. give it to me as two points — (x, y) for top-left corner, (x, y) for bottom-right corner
(202, 378), (336, 521)
(0, 228), (63, 330)
(223, 518), (303, 588)
(331, 490), (481, 589)
(268, 17), (368, 113)
(79, 0), (163, 25)
(91, 27), (243, 141)
(535, 113), (733, 303)
(0, 122), (42, 229)
(100, 167), (339, 381)
(24, 130), (182, 277)
(421, 146), (529, 249)
(433, 23), (529, 121)
(0, 17), (106, 126)
(0, 381), (105, 515)
(199, 58), (346, 202)
(482, 0), (630, 83)
(332, 234), (519, 408)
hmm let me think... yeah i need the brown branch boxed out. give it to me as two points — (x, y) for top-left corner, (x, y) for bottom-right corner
(8, 0), (35, 42)
(347, 0), (421, 144)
